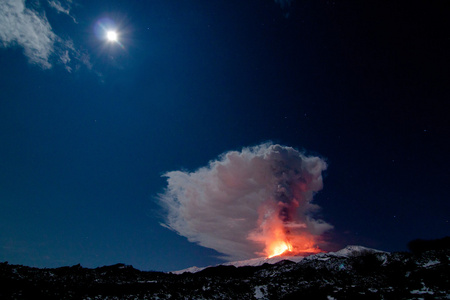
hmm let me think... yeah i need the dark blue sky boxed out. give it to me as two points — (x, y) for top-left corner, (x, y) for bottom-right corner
(0, 0), (448, 271)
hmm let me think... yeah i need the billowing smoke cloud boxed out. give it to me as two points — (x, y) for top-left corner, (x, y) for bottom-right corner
(159, 143), (333, 261)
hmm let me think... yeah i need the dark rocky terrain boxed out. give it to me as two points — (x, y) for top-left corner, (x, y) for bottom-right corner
(1, 244), (449, 299)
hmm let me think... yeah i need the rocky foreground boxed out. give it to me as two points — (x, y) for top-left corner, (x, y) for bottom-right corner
(0, 246), (449, 299)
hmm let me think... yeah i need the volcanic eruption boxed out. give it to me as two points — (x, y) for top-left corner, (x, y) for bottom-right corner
(159, 143), (333, 260)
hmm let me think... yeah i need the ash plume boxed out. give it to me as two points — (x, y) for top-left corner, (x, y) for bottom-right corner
(159, 143), (333, 261)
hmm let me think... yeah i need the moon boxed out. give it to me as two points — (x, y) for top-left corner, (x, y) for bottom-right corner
(106, 30), (118, 42)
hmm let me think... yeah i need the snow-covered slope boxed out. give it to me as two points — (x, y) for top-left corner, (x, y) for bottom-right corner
(172, 256), (304, 274)
(331, 245), (387, 257)
(223, 255), (305, 267)
(173, 245), (386, 274)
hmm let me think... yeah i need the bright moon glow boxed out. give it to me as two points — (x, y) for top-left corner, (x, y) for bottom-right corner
(106, 31), (118, 42)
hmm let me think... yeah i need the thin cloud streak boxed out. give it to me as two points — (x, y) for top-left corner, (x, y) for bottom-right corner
(47, 0), (77, 23)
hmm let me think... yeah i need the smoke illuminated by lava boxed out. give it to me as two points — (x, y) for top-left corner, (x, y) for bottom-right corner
(159, 143), (333, 260)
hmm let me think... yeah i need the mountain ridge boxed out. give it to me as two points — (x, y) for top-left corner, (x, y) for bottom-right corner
(173, 245), (385, 274)
(0, 244), (449, 299)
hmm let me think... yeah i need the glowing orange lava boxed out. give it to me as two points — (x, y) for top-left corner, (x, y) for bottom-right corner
(268, 240), (293, 258)
(263, 231), (324, 258)
(250, 203), (326, 259)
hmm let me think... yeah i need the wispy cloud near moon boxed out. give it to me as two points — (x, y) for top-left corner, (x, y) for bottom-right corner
(47, 0), (77, 23)
(159, 143), (333, 261)
(0, 0), (56, 69)
(0, 0), (89, 72)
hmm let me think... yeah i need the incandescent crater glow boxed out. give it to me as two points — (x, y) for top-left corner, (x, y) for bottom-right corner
(106, 30), (118, 42)
(268, 240), (293, 258)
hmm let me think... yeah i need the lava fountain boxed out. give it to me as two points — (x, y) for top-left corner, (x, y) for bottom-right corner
(268, 240), (293, 258)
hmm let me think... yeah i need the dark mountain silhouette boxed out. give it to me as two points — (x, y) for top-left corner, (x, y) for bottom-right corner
(1, 241), (449, 299)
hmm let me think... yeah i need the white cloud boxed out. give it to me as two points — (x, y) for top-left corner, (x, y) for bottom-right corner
(159, 143), (332, 261)
(0, 0), (90, 71)
(0, 0), (56, 68)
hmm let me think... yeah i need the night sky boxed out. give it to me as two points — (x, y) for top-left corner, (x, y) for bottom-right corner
(0, 0), (449, 272)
